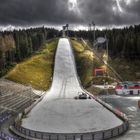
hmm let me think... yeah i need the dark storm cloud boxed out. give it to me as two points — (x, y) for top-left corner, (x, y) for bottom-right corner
(0, 0), (81, 26)
(78, 0), (140, 26)
(0, 0), (140, 27)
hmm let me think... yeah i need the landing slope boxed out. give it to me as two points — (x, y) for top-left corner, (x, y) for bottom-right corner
(22, 38), (122, 133)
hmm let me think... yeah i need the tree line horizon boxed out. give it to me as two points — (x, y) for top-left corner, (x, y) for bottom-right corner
(0, 24), (140, 76)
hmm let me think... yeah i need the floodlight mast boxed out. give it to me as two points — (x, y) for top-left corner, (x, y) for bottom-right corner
(105, 35), (109, 63)
(91, 21), (96, 82)
(89, 24), (92, 31)
(92, 21), (96, 45)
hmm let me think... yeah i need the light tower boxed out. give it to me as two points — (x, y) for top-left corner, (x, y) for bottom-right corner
(92, 21), (96, 46)
(88, 23), (92, 31)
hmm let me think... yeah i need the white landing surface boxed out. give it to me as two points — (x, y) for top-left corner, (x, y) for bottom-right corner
(21, 38), (123, 133)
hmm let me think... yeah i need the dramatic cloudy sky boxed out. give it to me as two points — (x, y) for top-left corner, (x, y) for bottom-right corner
(0, 0), (140, 29)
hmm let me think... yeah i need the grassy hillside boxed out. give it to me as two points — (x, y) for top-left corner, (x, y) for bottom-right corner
(71, 39), (92, 86)
(71, 39), (117, 95)
(6, 38), (58, 90)
(71, 39), (103, 87)
(110, 58), (140, 81)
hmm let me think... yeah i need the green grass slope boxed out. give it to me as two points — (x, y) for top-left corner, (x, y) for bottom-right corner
(71, 39), (103, 87)
(110, 58), (140, 81)
(6, 38), (58, 90)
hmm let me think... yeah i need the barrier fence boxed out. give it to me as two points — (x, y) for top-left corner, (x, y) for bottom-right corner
(10, 92), (129, 140)
(10, 93), (129, 140)
(11, 121), (128, 140)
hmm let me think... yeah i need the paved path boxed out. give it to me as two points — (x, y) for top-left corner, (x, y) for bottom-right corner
(22, 38), (122, 134)
(100, 95), (140, 140)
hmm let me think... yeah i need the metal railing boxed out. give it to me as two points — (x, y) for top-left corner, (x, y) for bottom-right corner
(11, 121), (128, 140)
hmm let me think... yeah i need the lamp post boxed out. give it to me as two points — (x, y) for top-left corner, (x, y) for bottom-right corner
(29, 85), (32, 105)
(88, 24), (91, 31)
(29, 82), (33, 105)
(91, 21), (95, 84)
(92, 21), (96, 46)
(105, 35), (109, 63)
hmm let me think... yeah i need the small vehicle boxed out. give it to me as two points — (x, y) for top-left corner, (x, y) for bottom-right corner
(79, 92), (87, 99)
(75, 92), (91, 100)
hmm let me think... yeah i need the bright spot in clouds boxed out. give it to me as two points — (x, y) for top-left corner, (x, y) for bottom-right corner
(112, 6), (117, 13)
(125, 0), (138, 5)
(68, 0), (81, 15)
(125, 0), (131, 5)
(116, 0), (123, 13)
(113, 0), (139, 15)
(68, 0), (78, 11)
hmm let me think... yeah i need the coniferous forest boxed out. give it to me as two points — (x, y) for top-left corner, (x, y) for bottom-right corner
(0, 27), (58, 76)
(0, 24), (140, 77)
(69, 24), (140, 60)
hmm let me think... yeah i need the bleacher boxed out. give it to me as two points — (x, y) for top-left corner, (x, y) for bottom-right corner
(0, 84), (40, 140)
(0, 131), (20, 140)
(0, 108), (11, 123)
(0, 85), (40, 123)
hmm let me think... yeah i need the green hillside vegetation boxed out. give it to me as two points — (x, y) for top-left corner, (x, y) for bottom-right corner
(0, 27), (58, 77)
(6, 38), (58, 90)
(87, 40), (140, 82)
(71, 39), (118, 95)
(110, 58), (140, 81)
(71, 39), (103, 87)
(70, 24), (140, 60)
